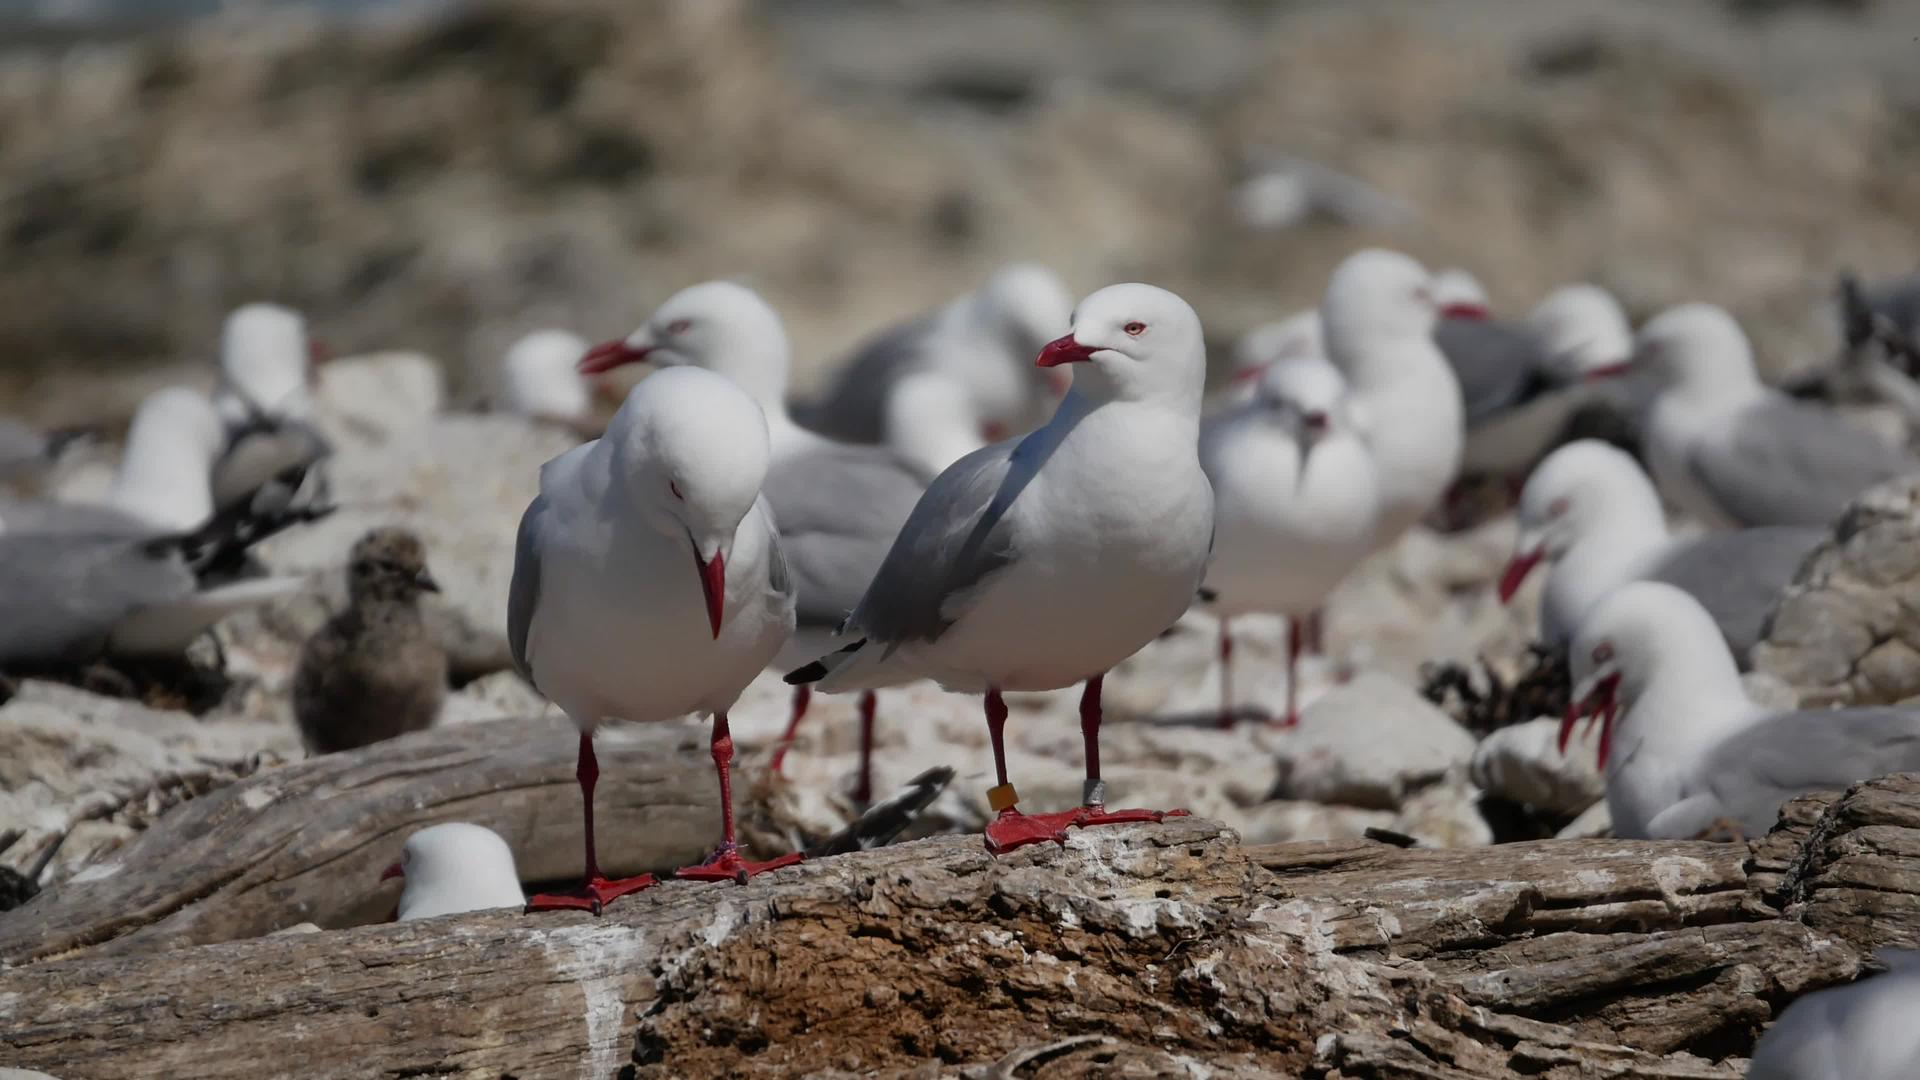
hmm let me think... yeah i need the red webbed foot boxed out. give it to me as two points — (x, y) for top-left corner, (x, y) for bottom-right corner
(673, 843), (803, 886)
(525, 873), (659, 915)
(1078, 806), (1191, 829)
(983, 804), (1087, 855)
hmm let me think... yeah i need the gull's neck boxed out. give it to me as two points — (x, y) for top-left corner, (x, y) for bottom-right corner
(1615, 644), (1757, 773)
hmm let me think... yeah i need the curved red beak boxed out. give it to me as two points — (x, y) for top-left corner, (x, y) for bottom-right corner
(1439, 302), (1491, 322)
(695, 549), (726, 639)
(1497, 548), (1544, 604)
(1559, 672), (1621, 766)
(380, 861), (403, 883)
(578, 339), (652, 375)
(1037, 334), (1097, 368)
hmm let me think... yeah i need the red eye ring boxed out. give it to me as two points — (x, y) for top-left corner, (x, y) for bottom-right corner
(670, 480), (684, 501)
(1124, 321), (1146, 336)
(1594, 642), (1613, 663)
(668, 319), (691, 334)
(1549, 497), (1570, 516)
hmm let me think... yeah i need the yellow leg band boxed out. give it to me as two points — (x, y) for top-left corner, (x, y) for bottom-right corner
(987, 783), (1020, 813)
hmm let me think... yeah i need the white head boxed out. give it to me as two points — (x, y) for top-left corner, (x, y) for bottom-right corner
(976, 263), (1074, 358)
(1229, 310), (1325, 382)
(1634, 302), (1760, 397)
(382, 822), (525, 921)
(1500, 440), (1665, 603)
(220, 302), (316, 421)
(1526, 284), (1634, 382)
(1429, 267), (1490, 310)
(1038, 283), (1207, 414)
(579, 281), (792, 414)
(604, 366), (771, 638)
(1322, 249), (1469, 368)
(109, 386), (226, 532)
(1247, 354), (1358, 453)
(501, 329), (593, 424)
(1567, 581), (1744, 768)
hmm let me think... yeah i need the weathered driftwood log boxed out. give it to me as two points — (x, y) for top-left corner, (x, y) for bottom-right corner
(0, 717), (724, 965)
(14, 769), (1920, 1080)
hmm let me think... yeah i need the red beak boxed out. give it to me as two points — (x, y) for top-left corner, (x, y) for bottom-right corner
(1231, 363), (1270, 385)
(1496, 548), (1544, 604)
(380, 861), (403, 883)
(1558, 672), (1621, 765)
(578, 339), (652, 375)
(1439, 302), (1491, 322)
(1581, 360), (1633, 381)
(695, 549), (726, 639)
(308, 338), (333, 366)
(1037, 334), (1097, 368)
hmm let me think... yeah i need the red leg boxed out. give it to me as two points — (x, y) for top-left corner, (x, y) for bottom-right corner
(852, 690), (877, 807)
(767, 684), (810, 778)
(1216, 618), (1236, 729)
(981, 688), (1084, 854)
(1303, 609), (1326, 656)
(1266, 617), (1304, 729)
(1076, 674), (1189, 830)
(527, 732), (658, 914)
(676, 712), (803, 885)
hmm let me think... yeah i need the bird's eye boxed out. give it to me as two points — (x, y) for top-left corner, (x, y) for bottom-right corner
(668, 319), (691, 334)
(1123, 321), (1146, 337)
(1549, 497), (1570, 517)
(1594, 642), (1614, 663)
(670, 480), (684, 501)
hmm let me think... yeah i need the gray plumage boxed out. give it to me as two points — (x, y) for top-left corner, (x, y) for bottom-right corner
(506, 492), (548, 684)
(1644, 526), (1823, 661)
(1434, 317), (1548, 424)
(0, 532), (198, 665)
(761, 443), (924, 631)
(212, 414), (332, 520)
(805, 765), (955, 857)
(294, 528), (446, 756)
(1688, 398), (1918, 528)
(1674, 707), (1920, 838)
(800, 315), (937, 444)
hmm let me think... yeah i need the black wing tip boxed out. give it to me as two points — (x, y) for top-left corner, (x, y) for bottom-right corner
(782, 639), (866, 685)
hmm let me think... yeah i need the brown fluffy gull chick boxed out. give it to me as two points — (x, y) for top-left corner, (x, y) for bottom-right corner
(294, 527), (446, 755)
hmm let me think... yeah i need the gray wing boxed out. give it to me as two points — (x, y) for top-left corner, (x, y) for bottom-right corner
(506, 494), (548, 683)
(763, 444), (925, 630)
(211, 416), (332, 516)
(1433, 318), (1545, 424)
(0, 533), (193, 665)
(843, 438), (1024, 649)
(1703, 708), (1920, 834)
(796, 314), (937, 443)
(1690, 398), (1920, 527)
(1646, 527), (1823, 663)
(0, 498), (158, 538)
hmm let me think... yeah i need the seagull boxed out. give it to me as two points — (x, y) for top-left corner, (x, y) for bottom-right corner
(500, 329), (606, 433)
(1321, 249), (1468, 546)
(1442, 284), (1636, 481)
(208, 304), (333, 524)
(0, 417), (91, 493)
(1639, 303), (1919, 529)
(1748, 950), (1920, 1080)
(802, 263), (1073, 478)
(787, 283), (1214, 854)
(1223, 308), (1324, 403)
(106, 387), (231, 533)
(1565, 582), (1920, 839)
(1500, 440), (1821, 664)
(294, 528), (447, 756)
(509, 366), (799, 912)
(382, 822), (526, 921)
(1200, 355), (1377, 728)
(579, 280), (926, 805)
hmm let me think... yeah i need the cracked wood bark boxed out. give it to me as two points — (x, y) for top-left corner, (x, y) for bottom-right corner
(0, 717), (724, 965)
(12, 776), (1920, 1080)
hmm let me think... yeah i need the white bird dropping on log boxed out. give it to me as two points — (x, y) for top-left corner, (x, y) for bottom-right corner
(383, 823), (526, 921)
(787, 283), (1214, 855)
(579, 281), (925, 806)
(508, 366), (799, 912)
(1321, 249), (1468, 548)
(1200, 355), (1377, 727)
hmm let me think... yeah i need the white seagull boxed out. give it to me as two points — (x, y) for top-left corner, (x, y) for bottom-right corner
(382, 822), (526, 921)
(1748, 951), (1920, 1080)
(208, 304), (333, 522)
(787, 283), (1214, 854)
(1566, 582), (1920, 839)
(500, 329), (601, 431)
(1500, 440), (1821, 664)
(1321, 249), (1468, 547)
(1200, 355), (1377, 727)
(508, 366), (799, 911)
(1639, 303), (1918, 529)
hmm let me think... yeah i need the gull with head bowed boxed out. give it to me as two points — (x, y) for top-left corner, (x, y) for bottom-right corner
(787, 282), (1215, 854)
(581, 280), (926, 806)
(803, 263), (1074, 479)
(1639, 302), (1919, 529)
(382, 822), (526, 921)
(1500, 440), (1821, 664)
(509, 367), (799, 912)
(1321, 249), (1468, 547)
(1566, 582), (1920, 840)
(1200, 355), (1377, 727)
(1748, 950), (1920, 1080)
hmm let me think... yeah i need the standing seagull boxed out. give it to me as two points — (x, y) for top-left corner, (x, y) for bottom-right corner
(788, 283), (1215, 854)
(579, 281), (924, 804)
(294, 527), (447, 756)
(106, 387), (231, 533)
(509, 367), (798, 911)
(382, 822), (526, 921)
(1639, 303), (1919, 528)
(1322, 249), (1468, 546)
(1200, 355), (1377, 728)
(1566, 582), (1920, 839)
(1499, 440), (1821, 663)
